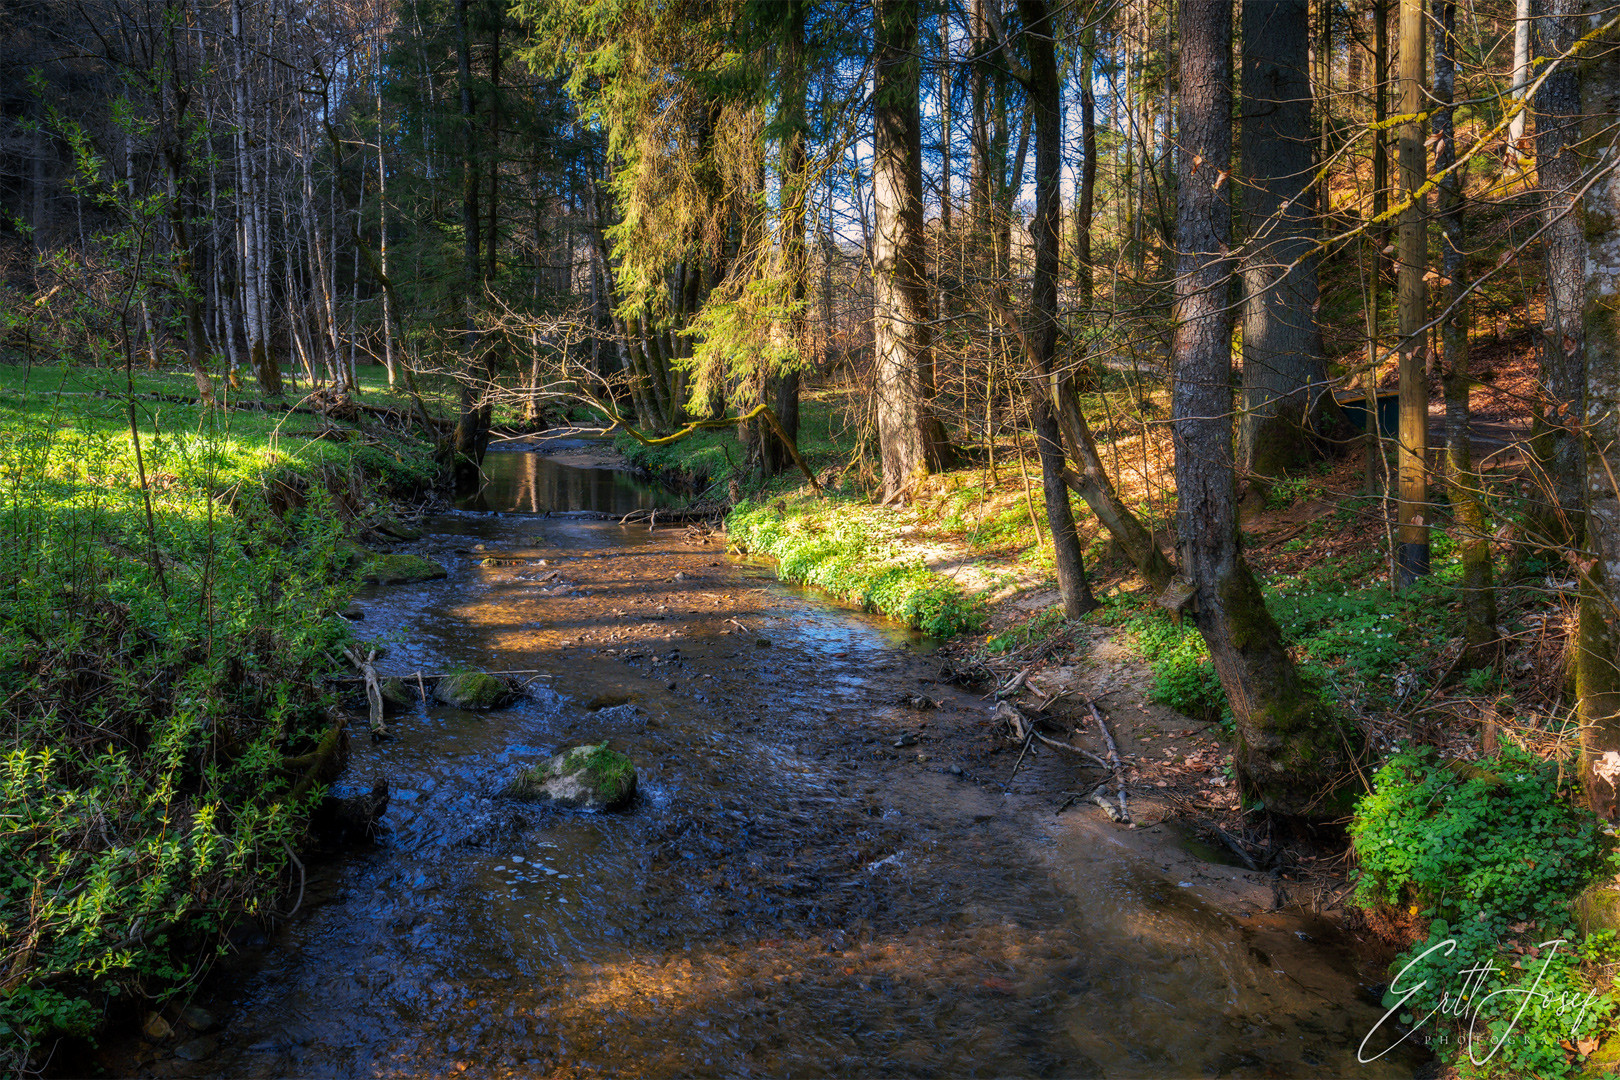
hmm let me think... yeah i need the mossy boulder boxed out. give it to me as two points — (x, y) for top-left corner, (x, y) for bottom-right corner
(501, 742), (637, 811)
(433, 672), (516, 710)
(364, 553), (448, 585)
(375, 518), (424, 541)
(378, 677), (416, 716)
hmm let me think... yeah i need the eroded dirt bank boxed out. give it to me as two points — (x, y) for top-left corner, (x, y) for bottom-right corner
(98, 454), (1422, 1079)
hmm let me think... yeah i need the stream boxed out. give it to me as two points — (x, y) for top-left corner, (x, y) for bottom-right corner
(114, 449), (1422, 1079)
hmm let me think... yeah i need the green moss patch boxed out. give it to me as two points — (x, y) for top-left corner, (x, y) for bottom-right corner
(364, 552), (448, 585)
(502, 742), (637, 811)
(432, 672), (516, 710)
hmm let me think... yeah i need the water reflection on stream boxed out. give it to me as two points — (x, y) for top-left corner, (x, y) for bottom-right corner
(151, 451), (1417, 1078)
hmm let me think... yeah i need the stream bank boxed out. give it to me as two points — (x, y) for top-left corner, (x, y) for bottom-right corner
(95, 448), (1423, 1078)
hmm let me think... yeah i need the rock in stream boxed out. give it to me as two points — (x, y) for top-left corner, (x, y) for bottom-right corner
(501, 742), (637, 811)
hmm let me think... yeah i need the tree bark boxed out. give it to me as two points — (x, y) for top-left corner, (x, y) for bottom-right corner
(1172, 0), (1347, 816)
(451, 0), (490, 482)
(1508, 0), (1532, 158)
(1239, 0), (1336, 478)
(1394, 0), (1430, 588)
(1434, 0), (1496, 667)
(1578, 2), (1620, 818)
(1020, 0), (1098, 618)
(872, 0), (944, 500)
(1535, 0), (1586, 546)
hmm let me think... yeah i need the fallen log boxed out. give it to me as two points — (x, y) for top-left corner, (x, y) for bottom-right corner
(285, 713), (349, 804)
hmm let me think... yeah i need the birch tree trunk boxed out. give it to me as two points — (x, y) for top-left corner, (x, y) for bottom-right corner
(1172, 0), (1347, 816)
(1508, 0), (1532, 157)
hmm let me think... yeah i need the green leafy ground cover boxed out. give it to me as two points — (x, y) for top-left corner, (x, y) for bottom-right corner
(1350, 747), (1618, 1077)
(0, 360), (435, 1067)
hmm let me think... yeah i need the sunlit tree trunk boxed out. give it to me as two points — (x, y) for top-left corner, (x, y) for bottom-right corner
(1508, 0), (1532, 159)
(872, 0), (944, 500)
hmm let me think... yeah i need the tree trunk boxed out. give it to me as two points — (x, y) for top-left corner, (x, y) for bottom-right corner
(1373, 0), (1389, 255)
(1434, 0), (1496, 667)
(1172, 0), (1346, 817)
(1535, 0), (1586, 546)
(1508, 0), (1532, 159)
(1579, 3), (1620, 818)
(761, 1), (809, 477)
(1020, 0), (1098, 618)
(1239, 0), (1336, 478)
(162, 151), (216, 407)
(377, 47), (397, 388)
(1074, 16), (1098, 308)
(1394, 0), (1429, 588)
(872, 0), (943, 500)
(451, 0), (489, 482)
(231, 0), (277, 395)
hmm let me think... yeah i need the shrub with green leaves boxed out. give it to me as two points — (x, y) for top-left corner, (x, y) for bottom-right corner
(1351, 746), (1618, 1077)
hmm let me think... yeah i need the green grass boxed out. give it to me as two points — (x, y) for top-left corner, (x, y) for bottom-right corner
(0, 359), (436, 1068)
(726, 496), (987, 637)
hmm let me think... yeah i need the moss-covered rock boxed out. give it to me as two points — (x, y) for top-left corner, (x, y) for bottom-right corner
(364, 553), (448, 585)
(379, 677), (416, 716)
(501, 742), (637, 811)
(433, 672), (516, 710)
(375, 518), (424, 541)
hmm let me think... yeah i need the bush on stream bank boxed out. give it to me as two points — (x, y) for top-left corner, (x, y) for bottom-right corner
(0, 362), (437, 1069)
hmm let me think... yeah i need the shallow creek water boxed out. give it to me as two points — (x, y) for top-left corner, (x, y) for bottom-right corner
(126, 451), (1422, 1078)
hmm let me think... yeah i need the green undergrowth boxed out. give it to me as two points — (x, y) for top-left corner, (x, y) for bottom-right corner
(726, 496), (987, 637)
(1091, 538), (1477, 728)
(1350, 746), (1619, 1078)
(0, 360), (436, 1069)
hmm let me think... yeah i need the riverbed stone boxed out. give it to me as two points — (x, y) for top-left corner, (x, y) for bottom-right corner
(433, 672), (516, 709)
(179, 1006), (216, 1033)
(142, 1012), (173, 1040)
(364, 553), (448, 585)
(502, 743), (637, 811)
(173, 1036), (218, 1062)
(379, 677), (416, 715)
(376, 518), (424, 541)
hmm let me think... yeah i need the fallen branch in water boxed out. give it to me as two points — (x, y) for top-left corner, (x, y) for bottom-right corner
(328, 667), (554, 684)
(343, 646), (386, 738)
(1087, 698), (1131, 824)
